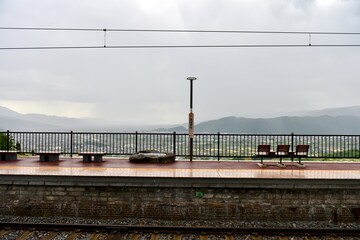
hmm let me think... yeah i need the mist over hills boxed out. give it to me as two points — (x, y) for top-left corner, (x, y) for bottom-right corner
(2, 105), (360, 134)
(290, 105), (360, 118)
(0, 106), (135, 132)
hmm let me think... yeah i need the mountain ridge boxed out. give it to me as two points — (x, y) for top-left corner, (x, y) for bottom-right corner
(2, 105), (360, 134)
(193, 115), (360, 134)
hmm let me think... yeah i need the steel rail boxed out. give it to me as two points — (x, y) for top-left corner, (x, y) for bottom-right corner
(1, 222), (359, 236)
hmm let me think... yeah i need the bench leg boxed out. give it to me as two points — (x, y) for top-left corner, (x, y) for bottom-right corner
(94, 155), (103, 163)
(39, 155), (47, 162)
(83, 155), (92, 162)
(295, 157), (306, 168)
(39, 155), (59, 162)
(257, 157), (267, 168)
(10, 154), (16, 161)
(48, 155), (59, 162)
(1, 153), (17, 161)
(277, 157), (286, 168)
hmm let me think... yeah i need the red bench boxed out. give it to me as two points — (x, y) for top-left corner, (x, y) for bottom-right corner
(256, 144), (310, 168)
(289, 145), (309, 166)
(257, 144), (290, 167)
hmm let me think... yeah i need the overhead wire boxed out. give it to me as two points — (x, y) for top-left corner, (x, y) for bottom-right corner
(1, 27), (360, 35)
(1, 27), (360, 50)
(2, 44), (360, 50)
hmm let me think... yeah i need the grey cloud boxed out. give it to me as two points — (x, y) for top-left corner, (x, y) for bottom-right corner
(0, 0), (360, 125)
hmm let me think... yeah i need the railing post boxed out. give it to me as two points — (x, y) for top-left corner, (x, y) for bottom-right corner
(70, 131), (73, 157)
(6, 130), (10, 151)
(291, 132), (294, 162)
(173, 132), (176, 155)
(217, 132), (220, 161)
(135, 131), (138, 153)
(358, 135), (360, 158)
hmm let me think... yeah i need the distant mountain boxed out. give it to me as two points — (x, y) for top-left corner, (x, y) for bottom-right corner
(153, 126), (187, 133)
(155, 115), (360, 134)
(301, 105), (360, 117)
(0, 106), (22, 118)
(0, 114), (58, 131)
(194, 115), (360, 134)
(3, 105), (360, 134)
(154, 105), (360, 134)
(0, 106), (127, 131)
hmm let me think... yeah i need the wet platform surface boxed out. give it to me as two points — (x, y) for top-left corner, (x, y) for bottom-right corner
(0, 156), (360, 180)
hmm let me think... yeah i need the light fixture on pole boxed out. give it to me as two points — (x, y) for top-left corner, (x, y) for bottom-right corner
(187, 76), (197, 161)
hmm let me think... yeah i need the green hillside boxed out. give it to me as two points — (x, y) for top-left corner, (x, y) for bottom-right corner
(193, 115), (360, 134)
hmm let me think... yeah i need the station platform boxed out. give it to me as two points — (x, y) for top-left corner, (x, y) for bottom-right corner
(0, 156), (360, 180)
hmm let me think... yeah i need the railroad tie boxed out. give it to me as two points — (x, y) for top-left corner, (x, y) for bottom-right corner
(200, 234), (208, 240)
(17, 230), (35, 240)
(106, 232), (129, 240)
(0, 230), (10, 238)
(278, 236), (289, 240)
(66, 232), (81, 240)
(150, 233), (159, 240)
(174, 233), (182, 240)
(305, 236), (315, 240)
(251, 235), (261, 240)
(131, 233), (140, 240)
(225, 235), (234, 240)
(328, 236), (340, 240)
(90, 232), (102, 240)
(42, 232), (59, 240)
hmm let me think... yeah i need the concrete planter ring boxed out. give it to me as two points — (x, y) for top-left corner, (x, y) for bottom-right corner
(129, 150), (176, 164)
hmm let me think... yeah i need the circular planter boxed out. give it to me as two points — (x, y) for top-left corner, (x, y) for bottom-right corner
(129, 150), (175, 164)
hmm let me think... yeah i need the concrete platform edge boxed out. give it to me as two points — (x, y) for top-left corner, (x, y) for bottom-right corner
(1, 175), (360, 189)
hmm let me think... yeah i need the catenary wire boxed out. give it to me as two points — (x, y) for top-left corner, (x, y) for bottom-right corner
(1, 44), (360, 50)
(1, 27), (360, 50)
(1, 27), (360, 35)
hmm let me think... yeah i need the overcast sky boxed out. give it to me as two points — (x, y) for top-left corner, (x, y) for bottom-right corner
(1, 0), (360, 126)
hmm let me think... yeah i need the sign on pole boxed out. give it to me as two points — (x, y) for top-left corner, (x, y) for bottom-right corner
(188, 112), (194, 138)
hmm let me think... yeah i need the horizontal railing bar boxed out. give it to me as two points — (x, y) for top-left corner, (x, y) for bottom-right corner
(1, 131), (360, 160)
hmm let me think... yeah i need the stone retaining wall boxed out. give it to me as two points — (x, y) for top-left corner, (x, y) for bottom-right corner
(0, 177), (359, 222)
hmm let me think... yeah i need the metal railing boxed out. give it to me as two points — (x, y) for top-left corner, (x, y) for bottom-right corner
(1, 130), (360, 159)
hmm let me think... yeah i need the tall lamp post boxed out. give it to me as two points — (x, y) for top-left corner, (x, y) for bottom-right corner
(187, 76), (197, 162)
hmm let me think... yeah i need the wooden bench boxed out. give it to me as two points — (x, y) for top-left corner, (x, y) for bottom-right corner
(256, 144), (290, 167)
(0, 150), (17, 161)
(78, 152), (106, 163)
(36, 151), (62, 162)
(289, 145), (309, 166)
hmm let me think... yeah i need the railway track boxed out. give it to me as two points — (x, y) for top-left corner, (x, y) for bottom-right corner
(0, 222), (359, 239)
